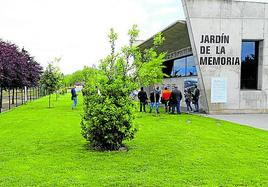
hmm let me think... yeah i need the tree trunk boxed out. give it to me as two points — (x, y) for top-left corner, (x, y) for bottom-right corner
(12, 88), (15, 104)
(36, 87), (38, 99)
(49, 94), (51, 108)
(25, 87), (29, 102)
(154, 88), (158, 115)
(8, 88), (11, 110)
(15, 88), (18, 107)
(21, 88), (24, 104)
(29, 87), (32, 101)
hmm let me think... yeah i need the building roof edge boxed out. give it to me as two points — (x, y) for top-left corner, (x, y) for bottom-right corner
(137, 20), (186, 47)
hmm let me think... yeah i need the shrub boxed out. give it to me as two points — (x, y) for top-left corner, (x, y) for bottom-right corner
(81, 25), (165, 151)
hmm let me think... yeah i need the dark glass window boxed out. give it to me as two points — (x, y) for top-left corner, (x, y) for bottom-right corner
(163, 60), (173, 77)
(171, 55), (197, 77)
(241, 41), (259, 90)
(186, 56), (197, 76)
(171, 58), (186, 77)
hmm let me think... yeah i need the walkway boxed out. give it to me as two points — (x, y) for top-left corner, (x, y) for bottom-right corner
(206, 114), (268, 131)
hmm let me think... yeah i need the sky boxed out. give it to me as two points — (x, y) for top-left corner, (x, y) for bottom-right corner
(237, 0), (268, 2)
(0, 0), (185, 74)
(1, 0), (267, 74)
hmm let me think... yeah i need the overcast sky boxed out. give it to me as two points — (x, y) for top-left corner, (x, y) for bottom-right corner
(0, 0), (185, 74)
(1, 0), (267, 74)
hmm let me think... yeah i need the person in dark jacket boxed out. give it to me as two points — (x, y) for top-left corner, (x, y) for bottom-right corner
(149, 87), (161, 113)
(71, 85), (78, 109)
(170, 86), (182, 114)
(184, 88), (193, 114)
(138, 87), (147, 112)
(192, 85), (200, 112)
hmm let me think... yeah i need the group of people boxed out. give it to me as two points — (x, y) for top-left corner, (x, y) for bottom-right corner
(138, 85), (200, 114)
(71, 84), (200, 113)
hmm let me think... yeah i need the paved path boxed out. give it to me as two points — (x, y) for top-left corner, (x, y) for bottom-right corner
(205, 114), (268, 131)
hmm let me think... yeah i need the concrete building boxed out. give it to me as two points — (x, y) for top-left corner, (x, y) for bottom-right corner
(139, 0), (268, 114)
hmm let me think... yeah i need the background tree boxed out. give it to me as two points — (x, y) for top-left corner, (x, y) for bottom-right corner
(40, 62), (61, 108)
(63, 66), (95, 87)
(81, 25), (165, 151)
(0, 40), (42, 108)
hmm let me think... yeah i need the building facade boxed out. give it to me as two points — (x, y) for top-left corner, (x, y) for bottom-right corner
(139, 0), (268, 114)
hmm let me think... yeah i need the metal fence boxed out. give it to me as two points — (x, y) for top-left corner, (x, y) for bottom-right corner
(0, 87), (47, 113)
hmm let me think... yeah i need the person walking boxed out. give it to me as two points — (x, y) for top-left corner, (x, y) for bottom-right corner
(138, 87), (147, 112)
(184, 88), (193, 114)
(149, 87), (161, 113)
(192, 85), (200, 112)
(71, 85), (78, 109)
(161, 87), (171, 113)
(170, 86), (182, 114)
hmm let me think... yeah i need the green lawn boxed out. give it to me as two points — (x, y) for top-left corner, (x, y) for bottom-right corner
(0, 95), (268, 186)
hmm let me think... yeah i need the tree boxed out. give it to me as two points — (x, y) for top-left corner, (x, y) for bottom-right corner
(0, 41), (42, 89)
(0, 40), (42, 109)
(40, 62), (61, 108)
(81, 25), (165, 151)
(63, 66), (95, 87)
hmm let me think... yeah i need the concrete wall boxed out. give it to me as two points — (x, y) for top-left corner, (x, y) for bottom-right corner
(182, 0), (268, 114)
(155, 76), (205, 109)
(144, 75), (208, 112)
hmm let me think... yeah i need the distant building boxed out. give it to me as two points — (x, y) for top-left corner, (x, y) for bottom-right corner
(139, 0), (268, 114)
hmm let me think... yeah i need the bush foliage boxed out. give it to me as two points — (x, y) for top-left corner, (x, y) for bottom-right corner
(81, 25), (165, 151)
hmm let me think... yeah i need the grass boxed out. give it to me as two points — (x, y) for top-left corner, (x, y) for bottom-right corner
(0, 94), (268, 186)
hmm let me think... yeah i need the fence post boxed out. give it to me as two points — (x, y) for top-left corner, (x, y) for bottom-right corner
(0, 87), (2, 113)
(15, 88), (18, 107)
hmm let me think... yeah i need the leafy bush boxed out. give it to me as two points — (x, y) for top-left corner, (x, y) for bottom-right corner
(81, 82), (136, 150)
(59, 87), (67, 95)
(81, 25), (165, 151)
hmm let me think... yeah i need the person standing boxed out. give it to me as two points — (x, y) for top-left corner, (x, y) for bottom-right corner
(184, 88), (193, 114)
(162, 87), (171, 113)
(81, 84), (86, 97)
(150, 87), (161, 113)
(71, 85), (78, 109)
(138, 87), (147, 112)
(170, 86), (182, 114)
(192, 85), (200, 112)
